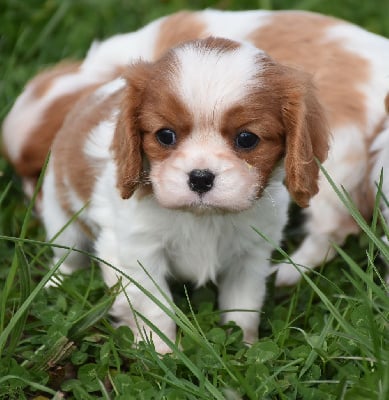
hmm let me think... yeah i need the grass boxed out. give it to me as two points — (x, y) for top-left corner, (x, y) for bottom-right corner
(1, 0), (389, 398)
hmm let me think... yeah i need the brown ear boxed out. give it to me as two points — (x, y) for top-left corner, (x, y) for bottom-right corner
(111, 61), (153, 199)
(282, 73), (330, 207)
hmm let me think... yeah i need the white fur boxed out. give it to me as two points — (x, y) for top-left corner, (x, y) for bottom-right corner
(203, 9), (271, 39)
(41, 167), (92, 275)
(370, 120), (389, 232)
(175, 42), (263, 125)
(83, 81), (124, 162)
(81, 17), (164, 73)
(90, 158), (288, 348)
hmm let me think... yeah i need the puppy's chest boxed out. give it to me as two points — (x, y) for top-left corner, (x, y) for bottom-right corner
(163, 215), (249, 285)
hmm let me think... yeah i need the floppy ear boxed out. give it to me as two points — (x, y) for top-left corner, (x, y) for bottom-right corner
(111, 61), (153, 199)
(282, 74), (330, 207)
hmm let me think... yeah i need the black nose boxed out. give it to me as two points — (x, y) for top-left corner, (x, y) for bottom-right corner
(188, 169), (215, 194)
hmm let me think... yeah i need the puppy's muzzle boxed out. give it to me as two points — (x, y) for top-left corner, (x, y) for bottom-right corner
(188, 169), (215, 194)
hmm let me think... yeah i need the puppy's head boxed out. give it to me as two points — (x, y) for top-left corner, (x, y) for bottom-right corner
(112, 37), (329, 211)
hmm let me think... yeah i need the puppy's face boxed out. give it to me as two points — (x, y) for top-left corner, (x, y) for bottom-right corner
(113, 38), (329, 211)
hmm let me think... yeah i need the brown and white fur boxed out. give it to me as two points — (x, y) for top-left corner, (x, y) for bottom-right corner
(2, 10), (389, 349)
(12, 37), (328, 352)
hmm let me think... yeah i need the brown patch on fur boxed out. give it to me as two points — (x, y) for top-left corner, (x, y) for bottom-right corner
(222, 57), (329, 207)
(281, 70), (330, 207)
(111, 63), (154, 199)
(53, 86), (123, 206)
(140, 76), (194, 154)
(140, 74), (194, 162)
(13, 66), (125, 181)
(247, 12), (370, 129)
(221, 103), (285, 194)
(153, 11), (207, 59)
(112, 45), (196, 198)
(31, 62), (81, 98)
(14, 83), (102, 179)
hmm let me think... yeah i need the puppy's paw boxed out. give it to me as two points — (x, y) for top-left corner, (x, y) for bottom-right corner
(118, 321), (176, 355)
(44, 260), (75, 288)
(149, 335), (174, 355)
(274, 262), (302, 287)
(44, 275), (63, 288)
(133, 330), (175, 354)
(242, 328), (258, 346)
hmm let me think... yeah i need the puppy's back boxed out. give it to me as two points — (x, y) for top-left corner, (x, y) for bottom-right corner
(1, 62), (120, 197)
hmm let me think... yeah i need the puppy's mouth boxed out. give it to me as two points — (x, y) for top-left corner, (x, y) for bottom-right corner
(179, 199), (233, 215)
(150, 167), (259, 213)
(181, 191), (258, 215)
(190, 196), (224, 212)
(154, 188), (256, 214)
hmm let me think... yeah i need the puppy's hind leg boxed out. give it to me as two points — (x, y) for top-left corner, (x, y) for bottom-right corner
(41, 167), (92, 283)
(275, 198), (360, 286)
(275, 127), (368, 286)
(369, 122), (389, 283)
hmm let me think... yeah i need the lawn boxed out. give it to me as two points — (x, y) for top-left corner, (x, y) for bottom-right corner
(1, 0), (389, 399)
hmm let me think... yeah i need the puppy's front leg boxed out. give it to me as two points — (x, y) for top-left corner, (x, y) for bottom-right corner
(96, 229), (176, 354)
(218, 252), (270, 344)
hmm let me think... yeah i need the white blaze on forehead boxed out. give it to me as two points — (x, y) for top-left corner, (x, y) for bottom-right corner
(174, 42), (264, 126)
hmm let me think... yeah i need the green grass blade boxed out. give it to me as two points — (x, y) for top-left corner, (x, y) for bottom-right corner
(318, 162), (389, 260)
(5, 244), (31, 356)
(0, 182), (12, 206)
(68, 291), (116, 339)
(0, 250), (70, 356)
(253, 227), (374, 354)
(0, 375), (57, 396)
(334, 244), (389, 307)
(25, 0), (71, 59)
(134, 312), (226, 400)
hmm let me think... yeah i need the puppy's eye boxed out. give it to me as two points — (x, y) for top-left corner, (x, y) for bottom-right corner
(156, 128), (176, 146)
(235, 131), (260, 150)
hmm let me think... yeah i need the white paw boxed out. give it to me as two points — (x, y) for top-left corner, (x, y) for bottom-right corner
(44, 274), (64, 288)
(242, 328), (258, 346)
(44, 260), (76, 288)
(149, 335), (174, 354)
(131, 329), (174, 354)
(274, 262), (303, 287)
(115, 318), (176, 355)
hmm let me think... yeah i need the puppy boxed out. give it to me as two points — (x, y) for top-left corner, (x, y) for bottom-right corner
(38, 38), (328, 352)
(3, 9), (389, 288)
